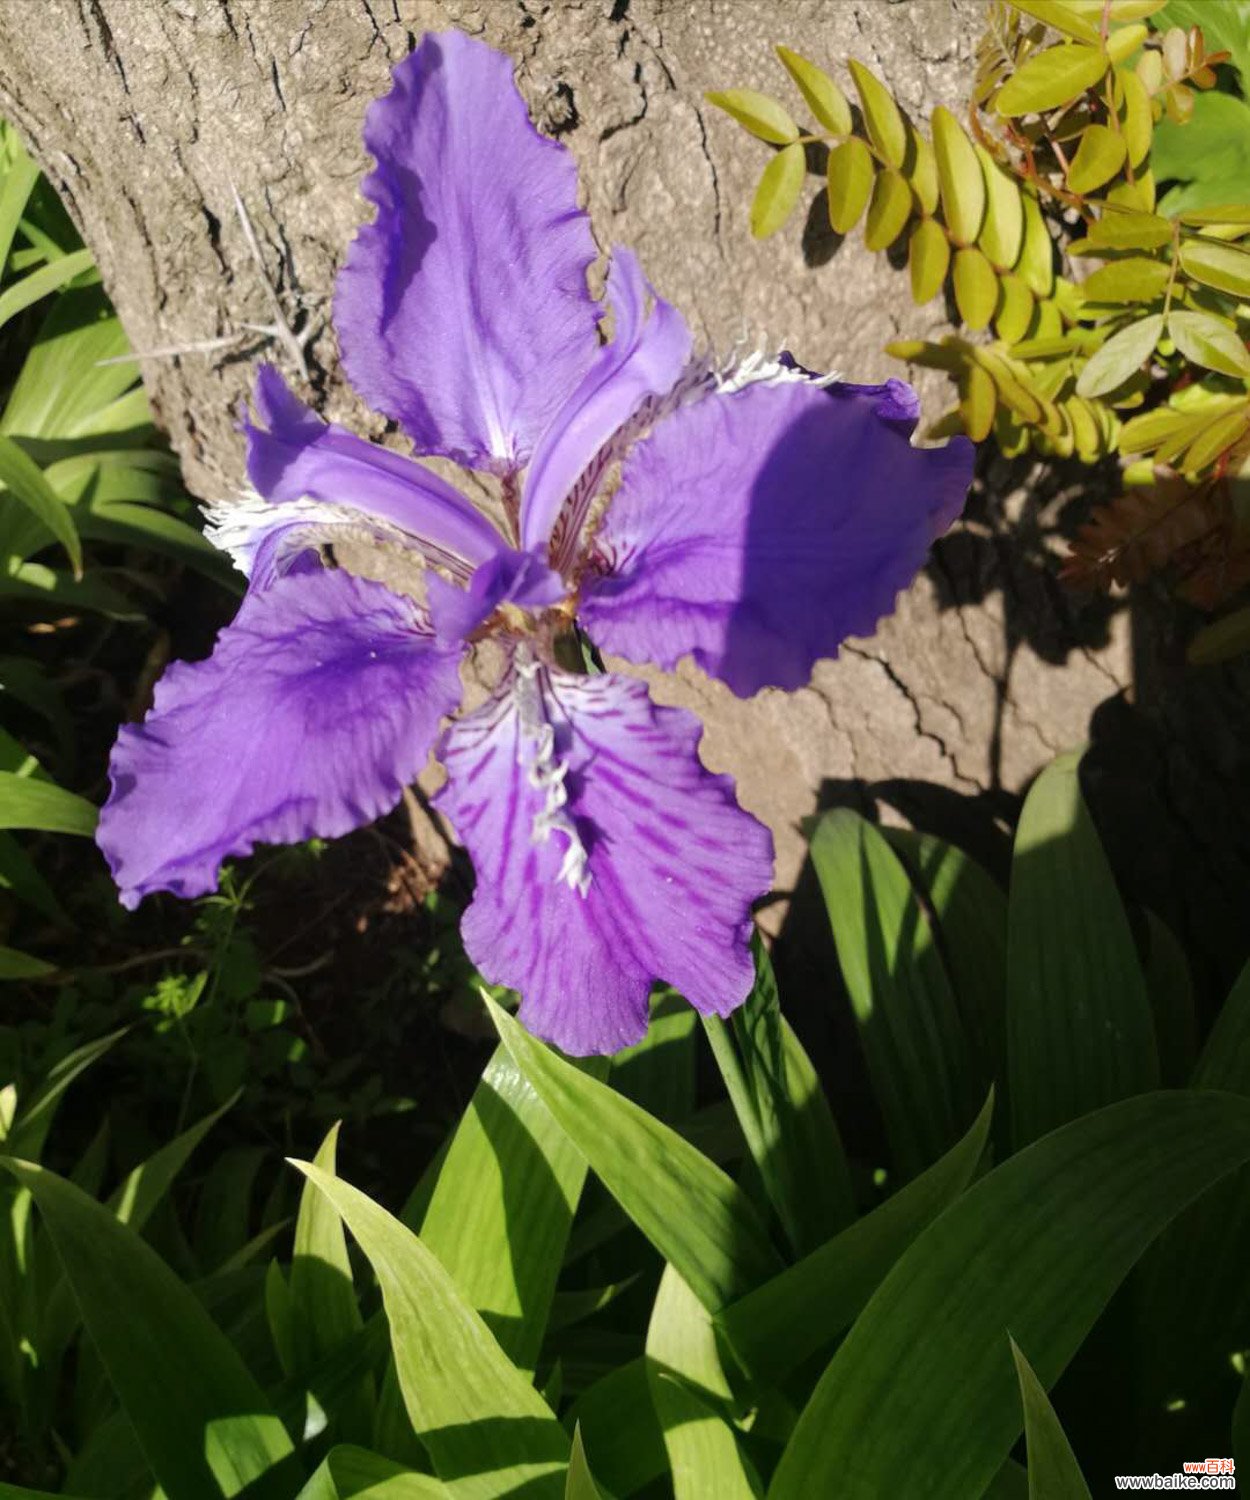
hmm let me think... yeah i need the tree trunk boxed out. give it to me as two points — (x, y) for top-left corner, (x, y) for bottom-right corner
(2, 0), (1246, 984)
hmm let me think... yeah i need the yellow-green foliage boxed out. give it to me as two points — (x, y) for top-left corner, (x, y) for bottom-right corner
(711, 0), (1250, 656)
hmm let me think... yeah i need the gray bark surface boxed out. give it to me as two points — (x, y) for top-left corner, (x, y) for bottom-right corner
(1, 0), (1246, 979)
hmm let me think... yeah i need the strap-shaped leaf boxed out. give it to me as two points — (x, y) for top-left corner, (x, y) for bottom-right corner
(419, 1044), (597, 1373)
(717, 1093), (992, 1386)
(705, 89), (799, 146)
(294, 1446), (449, 1499)
(751, 142), (805, 239)
(0, 248), (94, 336)
(933, 106), (985, 246)
(775, 47), (850, 135)
(3, 1159), (297, 1499)
(768, 1090), (1250, 1499)
(848, 60), (906, 168)
(0, 434), (80, 576)
(1010, 1340), (1092, 1499)
(810, 809), (979, 1177)
(486, 995), (781, 1312)
(826, 138), (874, 233)
(1006, 750), (1157, 1147)
(291, 1160), (569, 1499)
(704, 938), (854, 1255)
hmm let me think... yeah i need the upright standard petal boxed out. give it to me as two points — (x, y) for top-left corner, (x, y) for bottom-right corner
(435, 660), (774, 1055)
(519, 248), (694, 564)
(231, 365), (505, 582)
(98, 570), (463, 908)
(334, 32), (600, 473)
(579, 374), (975, 697)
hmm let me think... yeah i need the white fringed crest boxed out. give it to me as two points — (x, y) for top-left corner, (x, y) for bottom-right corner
(513, 651), (592, 899)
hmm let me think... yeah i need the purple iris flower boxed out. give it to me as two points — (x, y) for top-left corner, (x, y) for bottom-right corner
(96, 31), (973, 1055)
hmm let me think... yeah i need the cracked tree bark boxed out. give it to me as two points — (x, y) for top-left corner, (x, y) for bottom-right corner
(1, 0), (1246, 986)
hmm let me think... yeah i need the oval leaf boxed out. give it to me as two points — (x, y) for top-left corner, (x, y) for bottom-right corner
(750, 142), (806, 239)
(848, 59), (907, 168)
(1180, 238), (1250, 298)
(1075, 312), (1163, 397)
(827, 137), (875, 234)
(994, 43), (1109, 117)
(1167, 309), (1250, 377)
(995, 273), (1036, 341)
(1066, 123), (1128, 195)
(704, 89), (799, 146)
(1087, 211), (1173, 250)
(863, 166), (913, 251)
(962, 362), (998, 442)
(1019, 193), (1056, 296)
(909, 218), (952, 304)
(1081, 257), (1171, 303)
(953, 245), (1000, 331)
(1119, 67), (1153, 168)
(775, 47), (851, 135)
(977, 146), (1024, 270)
(933, 105), (985, 246)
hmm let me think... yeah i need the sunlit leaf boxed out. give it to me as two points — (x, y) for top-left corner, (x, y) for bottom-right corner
(995, 273), (1035, 341)
(994, 44), (1108, 117)
(2, 1160), (296, 1499)
(977, 146), (1023, 271)
(962, 362), (998, 441)
(863, 166), (913, 251)
(775, 47), (851, 135)
(0, 433), (80, 576)
(1006, 750), (1157, 1147)
(1075, 313), (1163, 396)
(1085, 211), (1172, 250)
(1118, 67), (1153, 168)
(848, 59), (907, 167)
(486, 996), (782, 1313)
(933, 105), (985, 246)
(750, 142), (806, 238)
(953, 246), (999, 331)
(1166, 309), (1250, 377)
(909, 218), (951, 304)
(0, 770), (95, 836)
(1019, 194), (1056, 296)
(291, 1160), (568, 1498)
(906, 126), (940, 215)
(827, 137), (875, 234)
(1081, 257), (1171, 302)
(1066, 124), (1128, 195)
(1179, 237), (1250, 298)
(705, 89), (799, 145)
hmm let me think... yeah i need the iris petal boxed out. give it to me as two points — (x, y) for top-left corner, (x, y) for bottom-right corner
(579, 372), (974, 697)
(334, 31), (601, 473)
(97, 570), (464, 907)
(435, 658), (773, 1055)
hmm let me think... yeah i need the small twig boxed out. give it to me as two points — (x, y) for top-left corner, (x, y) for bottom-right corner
(95, 332), (251, 367)
(30, 945), (209, 984)
(230, 179), (312, 381)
